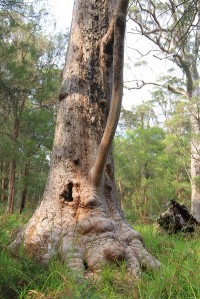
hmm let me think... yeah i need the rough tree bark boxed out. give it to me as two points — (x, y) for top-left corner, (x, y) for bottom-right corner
(20, 160), (30, 214)
(12, 0), (160, 276)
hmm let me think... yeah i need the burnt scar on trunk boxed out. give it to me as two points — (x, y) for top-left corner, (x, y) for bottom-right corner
(60, 182), (74, 202)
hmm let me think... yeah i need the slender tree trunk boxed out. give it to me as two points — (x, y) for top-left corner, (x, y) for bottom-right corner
(140, 167), (147, 222)
(7, 160), (16, 213)
(190, 86), (200, 221)
(176, 174), (183, 202)
(0, 161), (6, 201)
(144, 195), (148, 223)
(12, 0), (159, 276)
(20, 161), (30, 214)
(118, 180), (124, 211)
(7, 118), (20, 214)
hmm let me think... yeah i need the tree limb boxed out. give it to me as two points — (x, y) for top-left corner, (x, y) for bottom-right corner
(90, 0), (129, 188)
(167, 85), (188, 97)
(124, 80), (163, 90)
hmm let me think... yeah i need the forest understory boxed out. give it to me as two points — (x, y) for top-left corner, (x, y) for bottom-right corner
(0, 202), (199, 299)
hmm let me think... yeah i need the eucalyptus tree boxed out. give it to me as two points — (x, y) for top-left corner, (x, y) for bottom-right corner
(115, 102), (191, 221)
(12, 0), (160, 276)
(129, 0), (200, 221)
(115, 125), (166, 221)
(0, 4), (65, 213)
(18, 105), (56, 213)
(119, 101), (158, 132)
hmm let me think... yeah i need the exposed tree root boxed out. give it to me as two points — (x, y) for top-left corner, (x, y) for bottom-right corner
(11, 204), (160, 278)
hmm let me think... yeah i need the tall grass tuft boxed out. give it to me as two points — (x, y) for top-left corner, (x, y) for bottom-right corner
(0, 206), (199, 298)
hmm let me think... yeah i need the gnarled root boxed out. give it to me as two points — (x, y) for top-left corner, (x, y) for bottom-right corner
(11, 211), (160, 279)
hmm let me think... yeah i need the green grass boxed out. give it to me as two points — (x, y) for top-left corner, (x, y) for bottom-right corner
(134, 225), (200, 298)
(0, 208), (199, 299)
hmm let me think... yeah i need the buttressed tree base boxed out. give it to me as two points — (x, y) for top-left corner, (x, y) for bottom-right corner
(12, 0), (160, 276)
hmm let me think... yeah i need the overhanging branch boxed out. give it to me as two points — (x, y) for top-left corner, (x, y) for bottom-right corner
(167, 85), (188, 97)
(124, 80), (163, 90)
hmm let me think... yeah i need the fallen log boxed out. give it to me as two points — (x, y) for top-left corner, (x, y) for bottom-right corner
(157, 199), (199, 234)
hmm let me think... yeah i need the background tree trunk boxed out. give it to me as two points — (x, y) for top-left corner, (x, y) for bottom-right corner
(7, 117), (20, 214)
(7, 160), (16, 213)
(190, 86), (200, 221)
(12, 0), (159, 276)
(128, 0), (200, 222)
(20, 160), (30, 214)
(0, 161), (6, 201)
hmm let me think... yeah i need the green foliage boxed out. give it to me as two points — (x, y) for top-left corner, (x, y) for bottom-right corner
(134, 60), (148, 67)
(0, 207), (199, 299)
(115, 103), (191, 222)
(0, 1), (67, 211)
(119, 102), (158, 132)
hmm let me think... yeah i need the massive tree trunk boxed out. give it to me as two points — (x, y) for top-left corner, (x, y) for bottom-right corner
(12, 0), (159, 276)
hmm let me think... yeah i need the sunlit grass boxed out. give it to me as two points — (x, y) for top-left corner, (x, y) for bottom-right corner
(135, 225), (200, 299)
(0, 207), (199, 299)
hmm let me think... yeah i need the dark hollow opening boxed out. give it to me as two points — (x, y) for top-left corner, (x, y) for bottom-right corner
(60, 182), (74, 202)
(83, 260), (89, 270)
(94, 15), (99, 21)
(104, 38), (114, 55)
(74, 159), (79, 165)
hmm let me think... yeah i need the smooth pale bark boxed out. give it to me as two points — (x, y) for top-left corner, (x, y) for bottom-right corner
(186, 64), (200, 221)
(12, 0), (160, 276)
(190, 86), (200, 221)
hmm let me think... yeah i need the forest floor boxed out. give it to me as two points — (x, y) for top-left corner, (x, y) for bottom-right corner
(0, 204), (199, 299)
